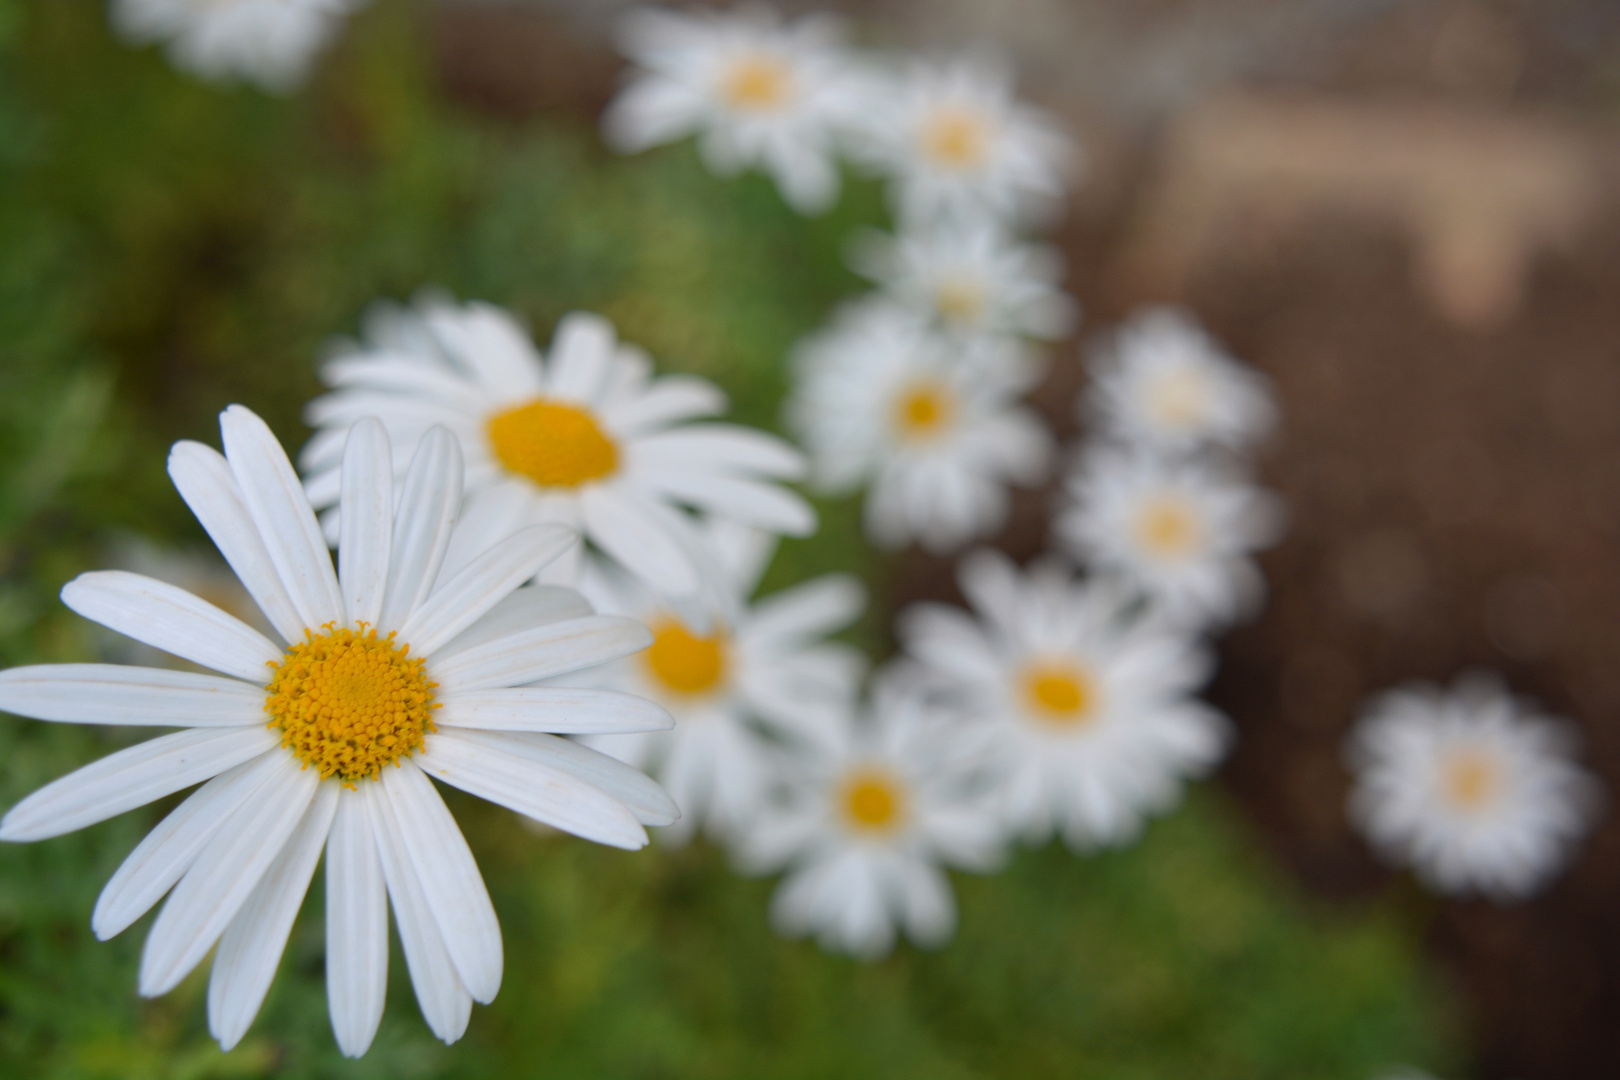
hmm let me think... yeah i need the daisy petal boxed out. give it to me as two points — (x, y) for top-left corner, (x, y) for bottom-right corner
(580, 485), (699, 596)
(377, 427), (463, 635)
(0, 727), (279, 842)
(430, 585), (593, 663)
(326, 789), (388, 1058)
(0, 665), (265, 727)
(545, 312), (617, 404)
(61, 571), (282, 683)
(337, 419), (393, 629)
(745, 574), (866, 647)
(437, 687), (672, 735)
(221, 405), (344, 630)
(401, 525), (578, 658)
(481, 731), (678, 827)
(425, 302), (544, 402)
(631, 425), (806, 480)
(642, 469), (815, 535)
(208, 781), (338, 1051)
(600, 375), (726, 435)
(422, 728), (648, 849)
(429, 615), (651, 692)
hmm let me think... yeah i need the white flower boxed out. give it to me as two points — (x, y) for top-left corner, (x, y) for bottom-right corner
(301, 296), (814, 621)
(571, 520), (867, 846)
(848, 56), (1075, 225)
(110, 0), (364, 92)
(1055, 446), (1281, 629)
(602, 5), (868, 214)
(734, 667), (1003, 959)
(1346, 674), (1599, 899)
(1088, 307), (1275, 455)
(898, 550), (1228, 850)
(0, 406), (677, 1055)
(787, 300), (1051, 552)
(848, 215), (1078, 342)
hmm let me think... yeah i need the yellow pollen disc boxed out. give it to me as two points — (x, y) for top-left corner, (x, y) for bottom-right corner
(486, 398), (619, 488)
(721, 55), (794, 111)
(1147, 369), (1207, 429)
(1135, 496), (1201, 560)
(1021, 663), (1098, 727)
(841, 770), (904, 831)
(644, 618), (728, 697)
(1441, 749), (1502, 812)
(264, 624), (437, 786)
(922, 107), (990, 169)
(893, 381), (955, 441)
(935, 277), (987, 325)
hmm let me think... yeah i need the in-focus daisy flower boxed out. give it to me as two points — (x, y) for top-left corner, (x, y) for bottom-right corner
(848, 215), (1078, 342)
(734, 667), (1002, 959)
(0, 407), (677, 1055)
(302, 297), (814, 621)
(110, 0), (365, 92)
(1346, 674), (1599, 899)
(573, 520), (867, 845)
(602, 5), (867, 214)
(898, 550), (1228, 849)
(788, 301), (1051, 552)
(848, 56), (1075, 224)
(1055, 446), (1282, 629)
(1087, 306), (1275, 455)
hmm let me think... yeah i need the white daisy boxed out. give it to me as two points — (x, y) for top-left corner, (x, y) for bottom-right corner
(0, 406), (677, 1055)
(848, 56), (1075, 225)
(734, 667), (1003, 959)
(572, 520), (868, 846)
(601, 5), (868, 214)
(848, 215), (1078, 342)
(301, 296), (815, 621)
(110, 0), (364, 92)
(1055, 446), (1282, 630)
(898, 549), (1228, 850)
(1346, 673), (1599, 899)
(787, 300), (1051, 553)
(1087, 306), (1275, 455)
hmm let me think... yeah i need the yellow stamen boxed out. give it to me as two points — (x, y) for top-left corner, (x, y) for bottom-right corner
(1021, 663), (1097, 727)
(486, 398), (619, 488)
(1441, 749), (1501, 812)
(720, 55), (793, 111)
(1135, 496), (1201, 560)
(264, 624), (437, 786)
(644, 618), (727, 696)
(922, 107), (989, 169)
(893, 381), (955, 442)
(841, 770), (904, 831)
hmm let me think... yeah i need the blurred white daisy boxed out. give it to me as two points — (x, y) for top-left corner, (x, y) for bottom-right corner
(848, 56), (1074, 225)
(1088, 307), (1275, 455)
(1346, 674), (1599, 899)
(572, 520), (868, 846)
(602, 5), (867, 214)
(734, 667), (1003, 959)
(0, 407), (676, 1055)
(1055, 447), (1282, 629)
(302, 297), (814, 620)
(110, 0), (364, 92)
(787, 301), (1051, 552)
(849, 215), (1078, 342)
(899, 549), (1228, 849)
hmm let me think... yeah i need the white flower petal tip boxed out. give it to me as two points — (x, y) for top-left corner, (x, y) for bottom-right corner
(110, 0), (360, 92)
(0, 665), (265, 727)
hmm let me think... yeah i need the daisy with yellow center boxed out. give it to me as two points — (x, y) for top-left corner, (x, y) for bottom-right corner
(899, 550), (1229, 851)
(0, 407), (678, 1056)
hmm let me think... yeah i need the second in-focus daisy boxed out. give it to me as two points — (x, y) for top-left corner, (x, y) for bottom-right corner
(1055, 447), (1282, 629)
(602, 6), (867, 214)
(0, 407), (676, 1055)
(899, 550), (1229, 849)
(1346, 674), (1598, 899)
(110, 0), (365, 92)
(788, 301), (1052, 552)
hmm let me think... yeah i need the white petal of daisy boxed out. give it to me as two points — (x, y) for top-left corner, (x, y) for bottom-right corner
(396, 524), (577, 656)
(325, 791), (388, 1058)
(0, 664), (265, 727)
(437, 687), (672, 735)
(337, 418), (394, 628)
(429, 614), (653, 693)
(482, 731), (680, 828)
(377, 426), (463, 633)
(110, 0), (363, 92)
(430, 584), (594, 661)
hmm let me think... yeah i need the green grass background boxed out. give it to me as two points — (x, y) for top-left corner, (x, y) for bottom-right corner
(0, 2), (1460, 1077)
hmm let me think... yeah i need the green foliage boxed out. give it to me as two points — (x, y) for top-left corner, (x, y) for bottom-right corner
(0, 2), (1459, 1077)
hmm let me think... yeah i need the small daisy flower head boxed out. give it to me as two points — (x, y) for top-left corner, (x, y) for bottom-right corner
(602, 5), (868, 214)
(848, 214), (1078, 342)
(849, 55), (1076, 225)
(1055, 446), (1283, 630)
(788, 300), (1052, 553)
(898, 549), (1229, 850)
(1346, 673), (1600, 899)
(1088, 306), (1275, 455)
(0, 406), (677, 1055)
(302, 296), (815, 621)
(570, 520), (868, 846)
(734, 666), (1004, 959)
(110, 0), (364, 92)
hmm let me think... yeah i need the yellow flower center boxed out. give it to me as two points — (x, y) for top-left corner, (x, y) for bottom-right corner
(841, 770), (904, 832)
(935, 277), (987, 325)
(893, 381), (955, 442)
(1021, 663), (1098, 727)
(720, 55), (793, 111)
(1134, 496), (1201, 560)
(264, 624), (438, 786)
(1440, 749), (1502, 812)
(1147, 369), (1208, 429)
(643, 618), (728, 697)
(922, 107), (990, 169)
(486, 398), (619, 488)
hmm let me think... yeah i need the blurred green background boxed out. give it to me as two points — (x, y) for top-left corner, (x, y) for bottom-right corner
(0, 2), (1459, 1077)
